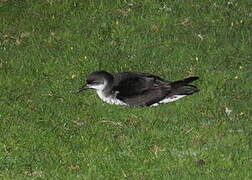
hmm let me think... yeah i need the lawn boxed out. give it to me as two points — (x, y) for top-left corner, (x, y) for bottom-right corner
(0, 0), (251, 179)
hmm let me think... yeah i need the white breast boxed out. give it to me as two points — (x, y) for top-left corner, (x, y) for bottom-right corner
(96, 90), (127, 106)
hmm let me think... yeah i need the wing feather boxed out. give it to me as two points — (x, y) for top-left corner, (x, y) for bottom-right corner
(113, 74), (171, 106)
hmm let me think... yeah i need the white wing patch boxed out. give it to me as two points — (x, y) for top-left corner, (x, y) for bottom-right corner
(151, 95), (186, 107)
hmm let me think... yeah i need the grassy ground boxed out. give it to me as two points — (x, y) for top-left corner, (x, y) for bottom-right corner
(0, 0), (251, 179)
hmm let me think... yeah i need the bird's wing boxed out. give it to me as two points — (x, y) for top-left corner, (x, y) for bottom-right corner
(113, 75), (171, 106)
(114, 72), (167, 82)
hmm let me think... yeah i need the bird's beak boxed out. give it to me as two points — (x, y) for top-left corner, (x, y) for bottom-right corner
(72, 84), (89, 94)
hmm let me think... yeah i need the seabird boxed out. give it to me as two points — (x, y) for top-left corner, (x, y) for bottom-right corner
(74, 71), (199, 107)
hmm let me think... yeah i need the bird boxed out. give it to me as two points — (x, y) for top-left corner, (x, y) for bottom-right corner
(74, 70), (199, 107)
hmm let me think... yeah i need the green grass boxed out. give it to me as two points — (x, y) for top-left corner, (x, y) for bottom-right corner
(0, 0), (251, 179)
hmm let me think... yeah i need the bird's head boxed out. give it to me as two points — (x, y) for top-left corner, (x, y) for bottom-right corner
(74, 71), (114, 93)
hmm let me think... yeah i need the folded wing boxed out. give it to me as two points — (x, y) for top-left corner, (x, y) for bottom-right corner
(113, 74), (171, 106)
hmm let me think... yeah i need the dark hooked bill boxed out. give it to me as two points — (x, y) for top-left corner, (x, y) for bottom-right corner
(71, 84), (89, 94)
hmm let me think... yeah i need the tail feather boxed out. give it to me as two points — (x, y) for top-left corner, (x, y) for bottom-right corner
(170, 77), (199, 96)
(171, 85), (199, 95)
(171, 76), (199, 89)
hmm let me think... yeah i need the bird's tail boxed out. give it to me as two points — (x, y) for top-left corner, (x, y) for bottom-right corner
(170, 77), (199, 95)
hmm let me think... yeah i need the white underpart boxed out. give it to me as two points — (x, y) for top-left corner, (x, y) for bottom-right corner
(151, 95), (186, 107)
(96, 90), (127, 106)
(88, 83), (127, 106)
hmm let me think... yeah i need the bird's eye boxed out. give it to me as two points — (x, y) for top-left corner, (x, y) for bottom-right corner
(92, 81), (99, 84)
